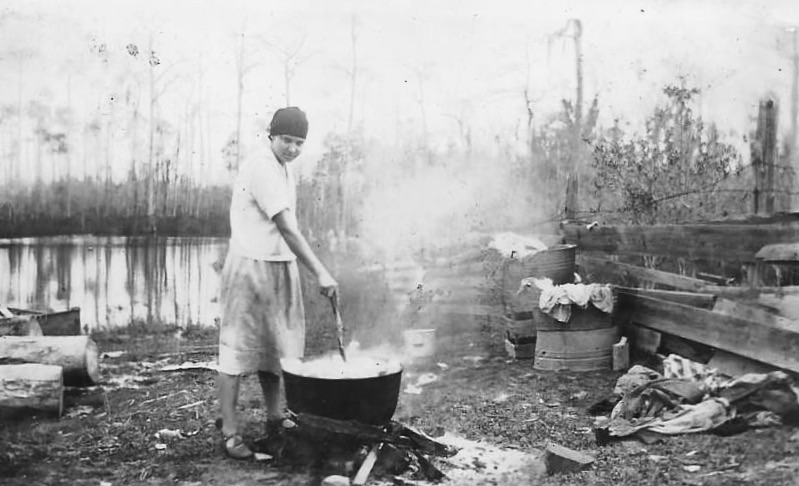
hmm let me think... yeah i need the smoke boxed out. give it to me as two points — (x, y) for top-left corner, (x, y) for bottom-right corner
(327, 146), (555, 350)
(358, 148), (550, 264)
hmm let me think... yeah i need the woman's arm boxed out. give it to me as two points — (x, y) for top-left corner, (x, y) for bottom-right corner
(273, 208), (338, 296)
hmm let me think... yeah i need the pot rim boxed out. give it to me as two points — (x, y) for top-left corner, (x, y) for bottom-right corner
(280, 356), (404, 380)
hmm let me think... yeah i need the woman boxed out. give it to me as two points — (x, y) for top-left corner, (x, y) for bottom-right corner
(216, 106), (338, 459)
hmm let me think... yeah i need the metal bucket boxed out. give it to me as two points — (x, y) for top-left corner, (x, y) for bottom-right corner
(502, 244), (577, 314)
(522, 244), (577, 284)
(534, 305), (617, 372)
(403, 328), (437, 358)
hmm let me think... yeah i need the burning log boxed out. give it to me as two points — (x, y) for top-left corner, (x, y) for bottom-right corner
(0, 336), (100, 386)
(0, 363), (63, 418)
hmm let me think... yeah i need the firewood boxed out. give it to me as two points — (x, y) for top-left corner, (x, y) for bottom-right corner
(352, 443), (382, 485)
(0, 363), (63, 418)
(0, 336), (100, 386)
(296, 413), (395, 444)
(389, 422), (459, 457)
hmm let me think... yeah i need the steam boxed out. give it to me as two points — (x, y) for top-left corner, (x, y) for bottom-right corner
(359, 150), (550, 263)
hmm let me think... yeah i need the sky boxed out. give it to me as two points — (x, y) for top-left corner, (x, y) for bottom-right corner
(1, 0), (798, 180)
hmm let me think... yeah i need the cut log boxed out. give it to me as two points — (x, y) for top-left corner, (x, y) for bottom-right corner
(0, 336), (100, 386)
(0, 317), (43, 337)
(0, 363), (63, 418)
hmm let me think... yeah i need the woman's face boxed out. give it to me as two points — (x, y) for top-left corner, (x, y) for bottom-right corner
(271, 134), (305, 163)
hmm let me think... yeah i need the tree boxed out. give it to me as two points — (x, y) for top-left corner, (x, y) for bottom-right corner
(591, 85), (745, 224)
(260, 33), (314, 105)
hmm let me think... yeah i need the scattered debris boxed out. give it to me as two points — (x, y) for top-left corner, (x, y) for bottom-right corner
(253, 452), (273, 462)
(320, 475), (350, 486)
(415, 373), (438, 386)
(65, 405), (95, 418)
(159, 360), (218, 372)
(154, 428), (183, 440)
(434, 432), (546, 482)
(403, 373), (439, 395)
(176, 400), (204, 410)
(543, 442), (595, 475)
(597, 365), (799, 445)
(570, 391), (588, 400)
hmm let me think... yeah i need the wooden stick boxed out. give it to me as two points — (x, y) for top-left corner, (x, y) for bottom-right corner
(352, 443), (382, 486)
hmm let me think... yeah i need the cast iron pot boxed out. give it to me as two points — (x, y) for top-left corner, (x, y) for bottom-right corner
(281, 357), (403, 426)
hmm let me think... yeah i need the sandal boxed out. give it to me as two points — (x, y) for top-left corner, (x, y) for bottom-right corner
(223, 433), (254, 460)
(216, 418), (254, 460)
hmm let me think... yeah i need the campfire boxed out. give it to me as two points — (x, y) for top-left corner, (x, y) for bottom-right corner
(258, 350), (458, 484)
(252, 412), (459, 485)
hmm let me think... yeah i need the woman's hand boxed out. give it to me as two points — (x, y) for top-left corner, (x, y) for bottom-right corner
(318, 272), (338, 298)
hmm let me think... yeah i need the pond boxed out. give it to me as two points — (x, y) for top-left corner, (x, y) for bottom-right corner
(0, 236), (229, 331)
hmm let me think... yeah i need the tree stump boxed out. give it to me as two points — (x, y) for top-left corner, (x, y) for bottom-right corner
(0, 336), (100, 387)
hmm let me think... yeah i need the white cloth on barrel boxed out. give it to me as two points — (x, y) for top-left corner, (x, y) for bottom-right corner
(217, 254), (305, 375)
(537, 282), (615, 323)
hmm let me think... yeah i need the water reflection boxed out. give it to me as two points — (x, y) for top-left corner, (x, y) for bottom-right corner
(0, 236), (228, 331)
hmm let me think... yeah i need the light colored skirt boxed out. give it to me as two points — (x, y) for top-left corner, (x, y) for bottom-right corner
(217, 254), (305, 375)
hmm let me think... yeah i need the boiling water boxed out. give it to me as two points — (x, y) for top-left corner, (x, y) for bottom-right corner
(281, 355), (402, 379)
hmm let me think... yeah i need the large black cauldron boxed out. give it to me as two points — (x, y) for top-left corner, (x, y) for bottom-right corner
(281, 357), (403, 426)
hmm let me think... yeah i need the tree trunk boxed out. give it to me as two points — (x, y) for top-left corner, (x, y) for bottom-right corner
(0, 363), (63, 418)
(0, 336), (100, 387)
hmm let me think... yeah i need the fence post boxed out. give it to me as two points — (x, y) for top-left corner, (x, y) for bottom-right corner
(565, 172), (579, 220)
(752, 97), (778, 215)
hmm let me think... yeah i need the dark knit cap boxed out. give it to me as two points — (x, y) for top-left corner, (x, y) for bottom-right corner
(269, 107), (309, 139)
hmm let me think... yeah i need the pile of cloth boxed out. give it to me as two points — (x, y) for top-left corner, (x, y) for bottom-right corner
(594, 356), (799, 445)
(519, 277), (615, 323)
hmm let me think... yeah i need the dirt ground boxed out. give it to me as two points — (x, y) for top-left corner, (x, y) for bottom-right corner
(2, 317), (799, 486)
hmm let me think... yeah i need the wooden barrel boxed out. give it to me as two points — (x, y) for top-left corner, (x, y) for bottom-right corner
(502, 312), (536, 340)
(534, 305), (618, 372)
